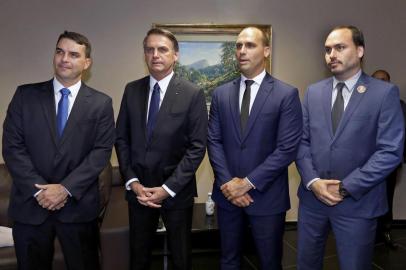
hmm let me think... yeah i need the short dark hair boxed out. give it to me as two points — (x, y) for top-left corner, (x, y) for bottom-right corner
(56, 31), (92, 58)
(143, 28), (179, 52)
(240, 26), (270, 46)
(329, 25), (365, 48)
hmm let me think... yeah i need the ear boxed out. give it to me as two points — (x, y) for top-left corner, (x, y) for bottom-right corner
(173, 51), (179, 62)
(263, 46), (270, 58)
(357, 46), (364, 59)
(83, 57), (92, 70)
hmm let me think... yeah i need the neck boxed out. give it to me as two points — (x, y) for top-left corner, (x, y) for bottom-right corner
(55, 76), (81, 88)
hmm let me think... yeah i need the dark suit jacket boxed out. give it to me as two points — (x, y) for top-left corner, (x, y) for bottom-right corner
(115, 75), (207, 209)
(296, 73), (404, 218)
(207, 73), (303, 215)
(2, 80), (115, 225)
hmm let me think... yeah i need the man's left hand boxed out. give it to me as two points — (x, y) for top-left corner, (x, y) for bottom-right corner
(35, 184), (69, 211)
(221, 177), (252, 200)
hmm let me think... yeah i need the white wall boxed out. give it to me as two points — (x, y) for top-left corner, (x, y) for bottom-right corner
(1, 0), (406, 220)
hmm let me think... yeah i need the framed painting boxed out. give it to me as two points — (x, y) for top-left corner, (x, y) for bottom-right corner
(153, 24), (272, 103)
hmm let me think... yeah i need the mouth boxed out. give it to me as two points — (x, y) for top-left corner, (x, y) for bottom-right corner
(328, 61), (341, 68)
(239, 59), (249, 64)
(58, 65), (71, 70)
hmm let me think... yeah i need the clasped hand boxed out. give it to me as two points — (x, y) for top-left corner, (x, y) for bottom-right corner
(220, 177), (254, 208)
(35, 184), (68, 211)
(131, 182), (169, 208)
(310, 179), (343, 206)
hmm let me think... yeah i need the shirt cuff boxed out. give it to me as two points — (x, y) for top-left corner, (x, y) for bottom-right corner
(162, 184), (176, 197)
(245, 177), (256, 189)
(62, 186), (72, 197)
(306, 178), (320, 190)
(34, 189), (42, 197)
(125, 178), (139, 190)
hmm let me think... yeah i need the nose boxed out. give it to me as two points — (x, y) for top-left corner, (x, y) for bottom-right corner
(61, 52), (69, 62)
(153, 48), (159, 58)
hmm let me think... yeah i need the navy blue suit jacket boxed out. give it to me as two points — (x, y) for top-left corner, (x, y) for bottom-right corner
(2, 80), (115, 225)
(296, 73), (404, 218)
(208, 73), (303, 215)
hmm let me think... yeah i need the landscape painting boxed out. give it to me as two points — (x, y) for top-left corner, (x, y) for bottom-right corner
(153, 24), (272, 104)
(175, 41), (239, 103)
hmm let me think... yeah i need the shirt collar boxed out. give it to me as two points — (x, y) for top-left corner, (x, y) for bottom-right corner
(53, 77), (82, 96)
(241, 69), (266, 87)
(333, 69), (362, 92)
(149, 71), (174, 94)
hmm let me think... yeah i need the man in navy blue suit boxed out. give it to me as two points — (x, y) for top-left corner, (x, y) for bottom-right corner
(207, 26), (303, 270)
(2, 31), (115, 270)
(296, 26), (404, 269)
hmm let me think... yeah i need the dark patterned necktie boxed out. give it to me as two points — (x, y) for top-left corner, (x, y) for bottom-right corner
(332, 82), (345, 134)
(147, 83), (160, 141)
(241, 80), (254, 132)
(57, 88), (70, 137)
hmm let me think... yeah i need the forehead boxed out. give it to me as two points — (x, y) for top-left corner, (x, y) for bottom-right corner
(237, 28), (263, 44)
(325, 28), (354, 46)
(56, 38), (86, 53)
(145, 34), (174, 48)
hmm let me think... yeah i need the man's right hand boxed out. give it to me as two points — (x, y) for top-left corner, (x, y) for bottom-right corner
(130, 182), (152, 206)
(310, 179), (343, 206)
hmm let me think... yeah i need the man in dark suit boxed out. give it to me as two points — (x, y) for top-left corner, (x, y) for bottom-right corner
(207, 26), (303, 270)
(372, 69), (406, 249)
(296, 26), (404, 270)
(2, 31), (115, 270)
(115, 28), (207, 270)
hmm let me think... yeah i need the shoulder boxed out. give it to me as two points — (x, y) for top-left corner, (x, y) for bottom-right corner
(212, 77), (239, 97)
(15, 79), (52, 94)
(268, 74), (298, 95)
(82, 83), (112, 103)
(124, 76), (149, 91)
(172, 76), (200, 93)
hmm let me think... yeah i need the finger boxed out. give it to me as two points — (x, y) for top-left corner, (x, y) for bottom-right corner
(137, 199), (149, 206)
(146, 201), (162, 208)
(35, 184), (48, 189)
(244, 194), (254, 203)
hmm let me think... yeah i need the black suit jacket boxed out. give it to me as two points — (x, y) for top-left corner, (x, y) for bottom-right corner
(115, 75), (207, 209)
(2, 80), (115, 225)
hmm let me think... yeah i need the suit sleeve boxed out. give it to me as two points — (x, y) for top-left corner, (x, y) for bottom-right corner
(61, 97), (115, 200)
(163, 89), (208, 194)
(207, 90), (234, 187)
(295, 88), (321, 186)
(343, 85), (404, 200)
(247, 89), (303, 191)
(115, 86), (138, 182)
(2, 86), (48, 200)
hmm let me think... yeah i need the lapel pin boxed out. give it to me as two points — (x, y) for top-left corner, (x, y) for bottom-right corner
(357, 85), (367, 93)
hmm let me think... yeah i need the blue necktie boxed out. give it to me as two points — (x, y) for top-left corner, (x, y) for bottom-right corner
(147, 83), (160, 141)
(57, 88), (70, 137)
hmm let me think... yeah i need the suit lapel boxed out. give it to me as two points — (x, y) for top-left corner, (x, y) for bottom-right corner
(322, 78), (334, 139)
(229, 78), (242, 140)
(333, 73), (369, 139)
(59, 83), (92, 147)
(139, 78), (149, 144)
(40, 80), (58, 146)
(241, 73), (274, 142)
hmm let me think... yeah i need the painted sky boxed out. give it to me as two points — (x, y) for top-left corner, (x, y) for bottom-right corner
(178, 42), (223, 66)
